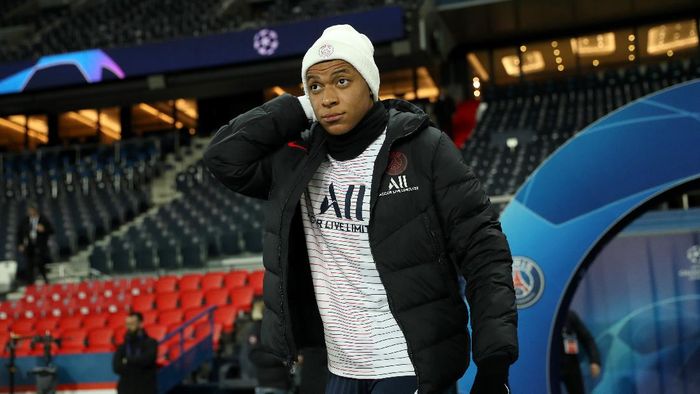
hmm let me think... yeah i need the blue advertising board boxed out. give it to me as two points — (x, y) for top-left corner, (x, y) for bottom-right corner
(0, 6), (404, 96)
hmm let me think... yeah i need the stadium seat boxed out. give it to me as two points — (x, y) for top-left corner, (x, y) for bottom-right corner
(14, 337), (35, 356)
(180, 290), (204, 310)
(142, 310), (158, 326)
(58, 316), (83, 332)
(83, 314), (108, 330)
(155, 276), (178, 293)
(158, 309), (184, 327)
(114, 326), (128, 345)
(213, 305), (238, 332)
(155, 291), (179, 311)
(107, 312), (128, 329)
(248, 270), (264, 296)
(230, 287), (254, 313)
(144, 324), (168, 345)
(132, 294), (155, 313)
(179, 274), (202, 291)
(194, 321), (223, 349)
(11, 319), (35, 336)
(34, 318), (60, 334)
(130, 276), (156, 291)
(224, 271), (247, 289)
(201, 272), (225, 291)
(204, 288), (229, 307)
(87, 327), (115, 352)
(59, 329), (87, 353)
(19, 307), (41, 320)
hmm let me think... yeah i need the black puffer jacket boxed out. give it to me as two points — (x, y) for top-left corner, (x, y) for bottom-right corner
(204, 94), (518, 393)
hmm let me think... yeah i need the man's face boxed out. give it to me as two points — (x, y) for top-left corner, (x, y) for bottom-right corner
(125, 315), (141, 333)
(306, 60), (374, 136)
(27, 207), (38, 218)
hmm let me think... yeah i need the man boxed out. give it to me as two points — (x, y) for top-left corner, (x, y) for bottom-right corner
(559, 311), (601, 394)
(204, 25), (518, 393)
(112, 312), (158, 394)
(17, 202), (54, 285)
(243, 300), (292, 394)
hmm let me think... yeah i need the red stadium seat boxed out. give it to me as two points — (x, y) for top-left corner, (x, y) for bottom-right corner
(30, 342), (59, 357)
(167, 339), (198, 360)
(0, 335), (7, 355)
(19, 307), (41, 320)
(87, 327), (115, 352)
(183, 306), (206, 319)
(14, 337), (35, 356)
(102, 297), (132, 314)
(213, 305), (238, 332)
(230, 286), (254, 313)
(194, 321), (223, 349)
(224, 271), (248, 289)
(114, 326), (128, 345)
(248, 270), (264, 296)
(47, 307), (66, 319)
(155, 276), (178, 294)
(58, 315), (83, 332)
(201, 272), (225, 291)
(155, 292), (179, 311)
(178, 274), (202, 292)
(158, 310), (184, 327)
(34, 318), (60, 335)
(0, 302), (15, 320)
(83, 314), (108, 330)
(132, 294), (155, 313)
(204, 288), (229, 307)
(59, 329), (87, 353)
(130, 276), (156, 292)
(0, 320), (11, 333)
(25, 283), (50, 298)
(142, 310), (158, 326)
(166, 322), (194, 340)
(180, 290), (204, 310)
(145, 324), (168, 342)
(11, 319), (35, 336)
(107, 312), (128, 329)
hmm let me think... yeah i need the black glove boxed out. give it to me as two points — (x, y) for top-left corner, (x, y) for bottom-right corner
(470, 355), (511, 394)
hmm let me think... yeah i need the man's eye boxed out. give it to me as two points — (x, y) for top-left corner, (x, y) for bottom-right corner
(338, 78), (349, 86)
(310, 84), (321, 92)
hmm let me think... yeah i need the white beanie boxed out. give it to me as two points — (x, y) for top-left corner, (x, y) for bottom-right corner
(301, 24), (380, 101)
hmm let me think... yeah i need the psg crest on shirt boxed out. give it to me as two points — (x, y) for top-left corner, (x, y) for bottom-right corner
(512, 256), (545, 309)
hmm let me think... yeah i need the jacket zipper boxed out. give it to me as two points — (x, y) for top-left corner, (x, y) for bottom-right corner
(278, 130), (326, 373)
(367, 120), (430, 393)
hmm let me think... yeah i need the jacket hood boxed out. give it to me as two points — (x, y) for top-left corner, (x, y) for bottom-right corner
(381, 98), (434, 140)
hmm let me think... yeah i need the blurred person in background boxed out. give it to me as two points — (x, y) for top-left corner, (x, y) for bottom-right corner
(112, 312), (158, 394)
(16, 202), (53, 285)
(243, 299), (292, 394)
(560, 311), (602, 394)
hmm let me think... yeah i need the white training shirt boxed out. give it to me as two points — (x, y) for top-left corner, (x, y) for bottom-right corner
(300, 129), (415, 379)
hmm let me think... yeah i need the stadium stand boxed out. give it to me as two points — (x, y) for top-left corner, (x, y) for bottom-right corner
(465, 57), (700, 206)
(0, 269), (261, 359)
(0, 138), (160, 261)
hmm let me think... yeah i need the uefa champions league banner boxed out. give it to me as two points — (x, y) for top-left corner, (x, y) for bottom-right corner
(457, 79), (700, 393)
(570, 217), (700, 394)
(0, 6), (403, 96)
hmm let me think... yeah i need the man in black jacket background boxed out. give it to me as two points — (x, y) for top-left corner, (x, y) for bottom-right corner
(204, 24), (517, 394)
(112, 312), (158, 394)
(16, 202), (54, 285)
